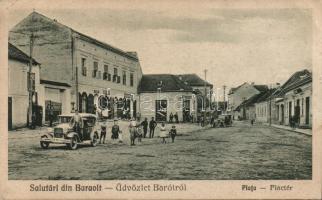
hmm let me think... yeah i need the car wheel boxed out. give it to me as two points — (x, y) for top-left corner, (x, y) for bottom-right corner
(91, 132), (99, 147)
(68, 136), (78, 150)
(40, 136), (50, 149)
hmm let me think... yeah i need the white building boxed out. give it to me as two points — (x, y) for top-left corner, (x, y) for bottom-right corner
(275, 69), (312, 127)
(228, 82), (268, 120)
(138, 74), (198, 122)
(8, 43), (41, 129)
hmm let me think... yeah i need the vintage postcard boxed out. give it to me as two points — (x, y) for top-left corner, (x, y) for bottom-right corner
(0, 0), (321, 199)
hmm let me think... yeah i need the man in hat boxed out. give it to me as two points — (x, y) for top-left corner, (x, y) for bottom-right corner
(72, 110), (81, 132)
(141, 117), (148, 138)
(149, 117), (157, 138)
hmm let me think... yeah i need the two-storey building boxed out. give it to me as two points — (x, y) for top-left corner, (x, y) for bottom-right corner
(228, 82), (268, 120)
(9, 12), (143, 121)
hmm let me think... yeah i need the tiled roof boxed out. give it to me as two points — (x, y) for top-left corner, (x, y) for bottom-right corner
(253, 85), (269, 92)
(228, 83), (267, 95)
(176, 74), (213, 87)
(279, 69), (312, 94)
(235, 91), (268, 111)
(228, 82), (247, 95)
(138, 74), (193, 93)
(255, 88), (277, 103)
(8, 43), (39, 65)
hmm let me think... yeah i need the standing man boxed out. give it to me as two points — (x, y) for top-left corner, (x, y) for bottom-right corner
(99, 121), (107, 144)
(72, 110), (82, 139)
(141, 117), (148, 138)
(149, 117), (157, 138)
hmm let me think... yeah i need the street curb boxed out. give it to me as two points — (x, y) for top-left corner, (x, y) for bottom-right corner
(269, 125), (312, 136)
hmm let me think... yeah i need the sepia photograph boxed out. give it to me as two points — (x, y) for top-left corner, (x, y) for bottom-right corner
(6, 3), (313, 181)
(1, 0), (322, 199)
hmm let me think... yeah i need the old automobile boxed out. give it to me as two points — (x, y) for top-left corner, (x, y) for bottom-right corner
(40, 113), (100, 150)
(212, 114), (233, 128)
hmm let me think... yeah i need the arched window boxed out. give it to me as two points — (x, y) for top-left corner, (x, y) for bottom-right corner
(87, 94), (94, 114)
(78, 93), (82, 112)
(81, 92), (87, 113)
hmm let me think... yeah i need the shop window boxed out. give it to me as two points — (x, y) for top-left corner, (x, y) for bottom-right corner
(103, 65), (111, 81)
(113, 68), (118, 82)
(92, 61), (98, 78)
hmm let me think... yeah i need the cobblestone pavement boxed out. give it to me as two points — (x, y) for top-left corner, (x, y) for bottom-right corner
(8, 121), (311, 180)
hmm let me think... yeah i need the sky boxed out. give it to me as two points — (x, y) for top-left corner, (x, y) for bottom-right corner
(7, 1), (312, 101)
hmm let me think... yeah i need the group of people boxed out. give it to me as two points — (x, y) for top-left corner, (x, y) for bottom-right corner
(98, 117), (177, 146)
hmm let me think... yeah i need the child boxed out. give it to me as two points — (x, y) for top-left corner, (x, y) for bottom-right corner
(111, 119), (120, 140)
(159, 122), (168, 144)
(169, 125), (177, 143)
(137, 125), (143, 143)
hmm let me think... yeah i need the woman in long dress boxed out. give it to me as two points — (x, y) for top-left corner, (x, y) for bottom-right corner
(159, 122), (168, 144)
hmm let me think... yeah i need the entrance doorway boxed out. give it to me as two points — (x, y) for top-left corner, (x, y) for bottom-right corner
(305, 97), (310, 125)
(288, 101), (292, 123)
(281, 104), (284, 124)
(156, 100), (167, 122)
(295, 99), (300, 124)
(183, 99), (190, 122)
(8, 97), (12, 130)
(45, 100), (62, 122)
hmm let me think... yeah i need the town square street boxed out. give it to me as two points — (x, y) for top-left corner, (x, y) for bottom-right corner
(8, 121), (311, 180)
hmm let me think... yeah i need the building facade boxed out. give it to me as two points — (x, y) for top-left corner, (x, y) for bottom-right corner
(138, 74), (198, 122)
(8, 43), (41, 129)
(274, 69), (312, 128)
(9, 12), (143, 121)
(177, 74), (213, 115)
(228, 82), (268, 120)
(254, 89), (276, 123)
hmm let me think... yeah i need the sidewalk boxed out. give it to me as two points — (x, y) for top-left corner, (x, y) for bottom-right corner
(265, 123), (312, 136)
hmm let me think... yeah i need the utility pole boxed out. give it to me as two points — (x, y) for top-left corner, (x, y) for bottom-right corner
(269, 84), (272, 126)
(28, 33), (35, 128)
(223, 85), (226, 113)
(76, 66), (79, 111)
(203, 69), (207, 126)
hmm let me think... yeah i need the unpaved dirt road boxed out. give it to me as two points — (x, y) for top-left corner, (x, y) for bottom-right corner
(8, 121), (311, 180)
